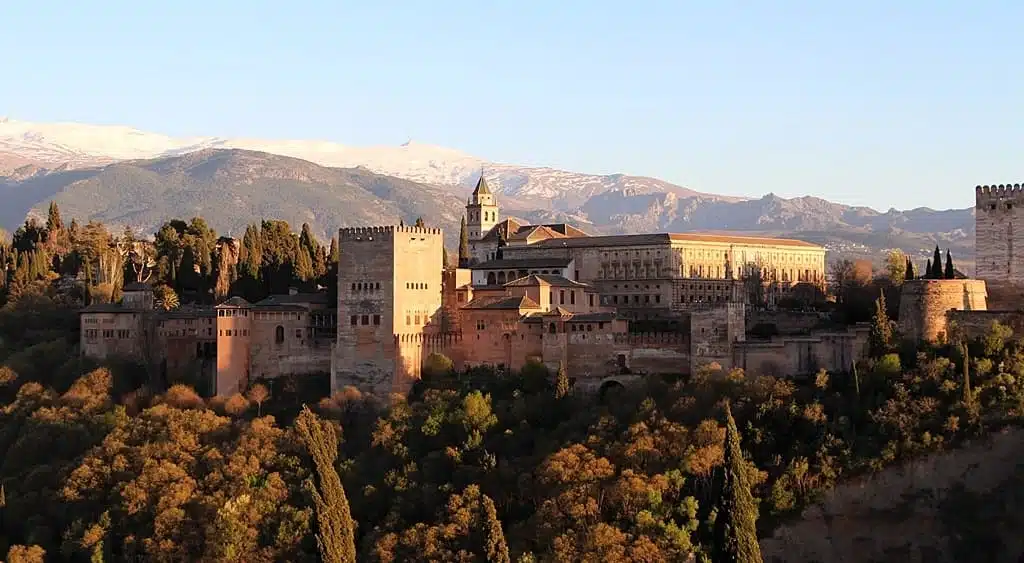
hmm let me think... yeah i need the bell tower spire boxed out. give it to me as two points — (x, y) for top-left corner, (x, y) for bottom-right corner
(466, 169), (499, 241)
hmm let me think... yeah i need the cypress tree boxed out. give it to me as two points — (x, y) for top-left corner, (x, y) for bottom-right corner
(295, 248), (314, 283)
(554, 363), (570, 399)
(713, 402), (763, 563)
(931, 246), (943, 279)
(295, 407), (357, 563)
(482, 493), (511, 563)
(961, 341), (972, 406)
(945, 249), (955, 279)
(414, 217), (425, 228)
(328, 237), (339, 266)
(906, 258), (915, 281)
(869, 289), (893, 358)
(46, 201), (64, 234)
(924, 258), (932, 280)
(442, 247), (450, 269)
(458, 216), (470, 267)
(240, 225), (262, 281)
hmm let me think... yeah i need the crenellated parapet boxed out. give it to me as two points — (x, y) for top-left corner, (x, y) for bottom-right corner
(338, 225), (444, 241)
(977, 184), (1024, 205)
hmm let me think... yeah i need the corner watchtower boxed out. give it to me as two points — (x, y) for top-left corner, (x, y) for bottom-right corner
(466, 173), (498, 241)
(976, 183), (1024, 284)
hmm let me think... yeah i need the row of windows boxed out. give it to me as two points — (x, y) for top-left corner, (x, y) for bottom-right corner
(220, 329), (249, 337)
(406, 282), (430, 290)
(606, 294), (663, 305)
(85, 329), (132, 339)
(218, 309), (248, 317)
(352, 282), (381, 291)
(406, 313), (428, 325)
(253, 311), (302, 321)
(351, 315), (382, 326)
(547, 290), (595, 307)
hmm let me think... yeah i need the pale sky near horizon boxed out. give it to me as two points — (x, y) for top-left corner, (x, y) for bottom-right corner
(3, 2), (1022, 211)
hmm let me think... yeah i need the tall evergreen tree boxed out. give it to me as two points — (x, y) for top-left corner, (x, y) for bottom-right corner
(442, 247), (450, 269)
(46, 201), (64, 234)
(295, 248), (315, 284)
(240, 225), (263, 281)
(869, 289), (893, 358)
(924, 258), (932, 280)
(945, 249), (955, 279)
(328, 237), (339, 266)
(294, 407), (357, 563)
(414, 217), (425, 228)
(961, 341), (973, 406)
(713, 402), (763, 563)
(906, 258), (915, 281)
(554, 363), (570, 400)
(458, 216), (470, 268)
(482, 492), (511, 563)
(931, 245), (943, 279)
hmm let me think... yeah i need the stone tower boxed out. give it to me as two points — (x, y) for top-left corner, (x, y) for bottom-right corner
(332, 225), (444, 396)
(976, 184), (1024, 306)
(466, 173), (498, 241)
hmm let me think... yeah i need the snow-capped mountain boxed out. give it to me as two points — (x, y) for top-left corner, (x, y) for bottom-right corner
(0, 117), (728, 210)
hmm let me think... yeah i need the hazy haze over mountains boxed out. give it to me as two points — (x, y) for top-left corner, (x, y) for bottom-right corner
(0, 117), (975, 269)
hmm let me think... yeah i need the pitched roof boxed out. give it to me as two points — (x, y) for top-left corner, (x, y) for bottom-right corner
(545, 306), (574, 317)
(507, 225), (567, 243)
(463, 295), (541, 310)
(80, 303), (135, 314)
(522, 232), (821, 249)
(564, 312), (620, 322)
(504, 274), (591, 288)
(472, 174), (492, 196)
(216, 296), (251, 308)
(478, 218), (524, 243)
(471, 257), (574, 270)
(253, 292), (330, 308)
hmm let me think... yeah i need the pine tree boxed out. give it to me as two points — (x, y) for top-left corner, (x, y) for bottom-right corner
(46, 201), (64, 234)
(713, 402), (763, 563)
(458, 216), (470, 268)
(295, 407), (357, 563)
(554, 363), (570, 399)
(869, 289), (893, 358)
(931, 245), (943, 279)
(414, 217), (425, 228)
(924, 258), (932, 280)
(945, 249), (955, 279)
(482, 492), (511, 563)
(906, 258), (915, 281)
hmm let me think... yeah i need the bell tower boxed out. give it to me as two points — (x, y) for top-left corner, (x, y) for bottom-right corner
(466, 173), (498, 241)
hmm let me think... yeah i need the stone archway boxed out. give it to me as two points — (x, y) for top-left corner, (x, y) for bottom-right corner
(598, 379), (625, 402)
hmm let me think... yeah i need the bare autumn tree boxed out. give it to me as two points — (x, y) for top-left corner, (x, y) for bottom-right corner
(246, 383), (270, 417)
(294, 406), (357, 563)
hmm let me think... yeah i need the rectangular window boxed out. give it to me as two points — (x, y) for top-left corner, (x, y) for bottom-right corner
(560, 290), (565, 304)
(406, 315), (412, 325)
(589, 294), (594, 307)
(350, 315), (358, 325)
(655, 295), (661, 304)
(415, 315), (421, 325)
(373, 314), (381, 325)
(296, 329), (303, 338)
(570, 291), (576, 305)
(361, 315), (370, 325)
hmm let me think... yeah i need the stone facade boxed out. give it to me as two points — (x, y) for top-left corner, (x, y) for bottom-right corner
(976, 184), (1024, 308)
(898, 279), (988, 343)
(331, 225), (444, 396)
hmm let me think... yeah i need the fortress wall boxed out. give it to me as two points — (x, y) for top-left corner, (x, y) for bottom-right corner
(947, 310), (1024, 340)
(897, 279), (988, 343)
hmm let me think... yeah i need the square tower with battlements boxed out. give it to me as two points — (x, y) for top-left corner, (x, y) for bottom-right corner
(976, 184), (1024, 290)
(332, 224), (444, 396)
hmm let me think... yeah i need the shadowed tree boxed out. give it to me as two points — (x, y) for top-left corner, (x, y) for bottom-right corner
(945, 249), (955, 279)
(869, 290), (893, 358)
(924, 258), (932, 280)
(554, 362), (570, 400)
(458, 216), (470, 267)
(931, 246), (943, 279)
(294, 407), (357, 563)
(414, 217), (425, 228)
(713, 401), (763, 563)
(906, 258), (915, 281)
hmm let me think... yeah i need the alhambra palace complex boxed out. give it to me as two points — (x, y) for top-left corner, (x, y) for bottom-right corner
(80, 181), (1024, 397)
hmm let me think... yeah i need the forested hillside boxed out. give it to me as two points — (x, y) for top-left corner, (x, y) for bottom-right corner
(0, 204), (1020, 562)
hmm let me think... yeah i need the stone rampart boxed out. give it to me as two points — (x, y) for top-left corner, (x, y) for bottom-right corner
(947, 310), (1024, 341)
(898, 279), (988, 343)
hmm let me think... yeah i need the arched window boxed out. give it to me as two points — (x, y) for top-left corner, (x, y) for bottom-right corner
(497, 272), (507, 284)
(275, 326), (284, 343)
(487, 272), (497, 285)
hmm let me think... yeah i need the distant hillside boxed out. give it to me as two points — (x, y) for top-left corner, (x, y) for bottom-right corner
(0, 145), (976, 271)
(0, 149), (466, 244)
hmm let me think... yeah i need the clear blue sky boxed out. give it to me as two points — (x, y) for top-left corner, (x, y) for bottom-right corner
(3, 1), (1022, 211)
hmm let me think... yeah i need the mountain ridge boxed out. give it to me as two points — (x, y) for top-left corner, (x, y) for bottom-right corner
(0, 118), (976, 269)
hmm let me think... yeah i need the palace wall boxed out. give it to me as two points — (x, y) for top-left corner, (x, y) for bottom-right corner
(898, 279), (988, 343)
